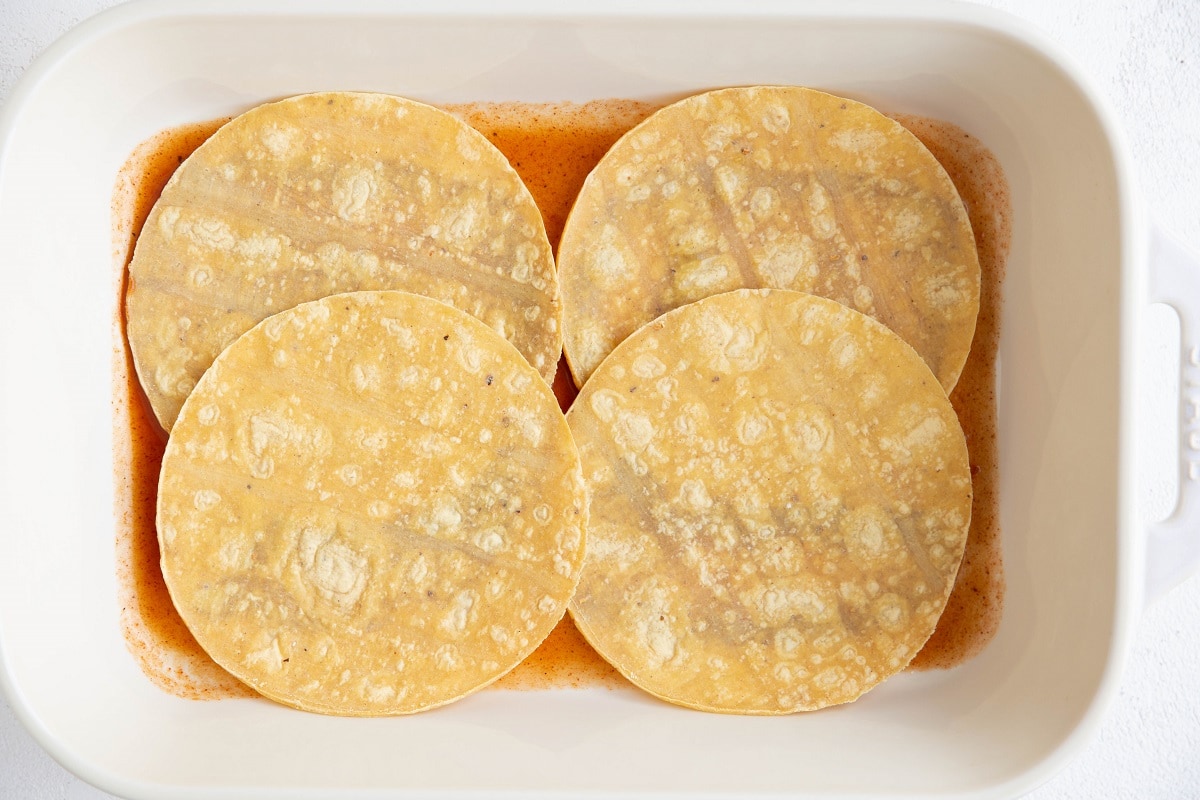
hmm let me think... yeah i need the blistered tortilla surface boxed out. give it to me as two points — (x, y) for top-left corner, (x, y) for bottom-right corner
(558, 86), (979, 390)
(157, 291), (586, 715)
(128, 91), (560, 431)
(567, 289), (971, 713)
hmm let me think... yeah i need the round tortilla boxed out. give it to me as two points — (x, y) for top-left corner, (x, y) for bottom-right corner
(566, 289), (971, 713)
(558, 86), (979, 390)
(157, 291), (586, 715)
(128, 91), (559, 432)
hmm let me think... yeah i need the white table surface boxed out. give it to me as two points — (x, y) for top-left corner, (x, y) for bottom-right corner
(1, 0), (1198, 797)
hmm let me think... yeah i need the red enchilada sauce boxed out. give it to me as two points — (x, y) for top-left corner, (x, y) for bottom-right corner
(112, 100), (1008, 699)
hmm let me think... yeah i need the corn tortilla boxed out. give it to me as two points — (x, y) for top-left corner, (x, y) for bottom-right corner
(558, 86), (979, 390)
(157, 291), (586, 715)
(128, 91), (560, 432)
(567, 289), (971, 713)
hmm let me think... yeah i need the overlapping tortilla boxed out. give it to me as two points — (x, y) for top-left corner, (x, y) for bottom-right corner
(128, 91), (560, 431)
(567, 289), (971, 713)
(157, 291), (586, 715)
(558, 86), (979, 390)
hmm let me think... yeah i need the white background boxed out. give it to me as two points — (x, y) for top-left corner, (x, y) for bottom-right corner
(1, 0), (1197, 797)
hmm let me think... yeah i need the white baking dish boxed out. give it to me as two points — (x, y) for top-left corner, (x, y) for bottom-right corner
(3, 1), (1199, 797)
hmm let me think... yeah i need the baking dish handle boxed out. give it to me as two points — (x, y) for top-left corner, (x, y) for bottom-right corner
(1144, 225), (1200, 601)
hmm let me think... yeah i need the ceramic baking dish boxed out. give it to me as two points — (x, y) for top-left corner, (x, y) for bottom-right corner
(2, 1), (1199, 797)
